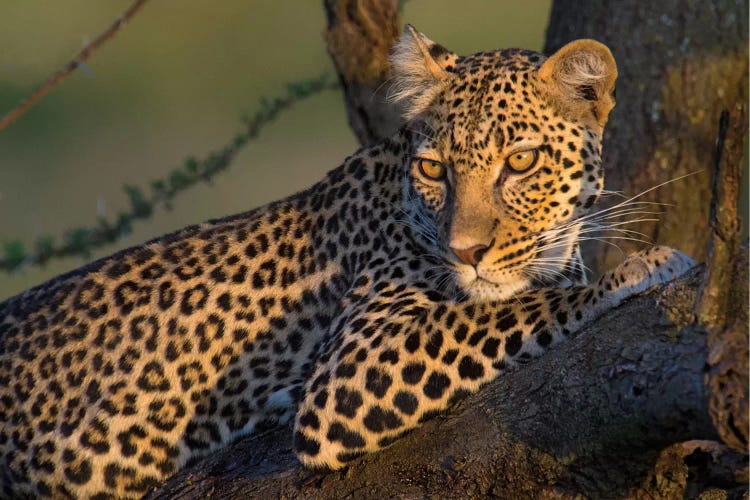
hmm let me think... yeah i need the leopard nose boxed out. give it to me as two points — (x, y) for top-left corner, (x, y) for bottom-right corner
(451, 244), (488, 267)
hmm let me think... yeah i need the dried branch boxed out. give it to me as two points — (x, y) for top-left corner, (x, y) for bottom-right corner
(695, 104), (749, 454)
(0, 74), (338, 272)
(696, 106), (747, 327)
(0, 0), (150, 132)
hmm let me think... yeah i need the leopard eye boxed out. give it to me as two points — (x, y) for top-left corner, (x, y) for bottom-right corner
(413, 158), (447, 181)
(506, 149), (539, 173)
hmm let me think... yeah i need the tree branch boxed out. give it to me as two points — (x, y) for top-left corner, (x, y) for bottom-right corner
(0, 75), (338, 272)
(695, 105), (749, 454)
(0, 0), (151, 132)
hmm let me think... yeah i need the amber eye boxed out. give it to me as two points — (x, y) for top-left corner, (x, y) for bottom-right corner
(506, 149), (539, 173)
(414, 158), (447, 181)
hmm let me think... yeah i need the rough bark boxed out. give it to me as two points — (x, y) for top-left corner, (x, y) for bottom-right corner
(148, 271), (748, 499)
(544, 0), (749, 272)
(696, 106), (749, 454)
(323, 0), (403, 145)
(696, 106), (747, 328)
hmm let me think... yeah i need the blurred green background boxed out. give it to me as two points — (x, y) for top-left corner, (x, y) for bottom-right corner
(0, 0), (552, 300)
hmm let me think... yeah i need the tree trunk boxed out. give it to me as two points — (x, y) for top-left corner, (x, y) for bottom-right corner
(147, 270), (748, 499)
(323, 0), (403, 145)
(544, 0), (749, 272)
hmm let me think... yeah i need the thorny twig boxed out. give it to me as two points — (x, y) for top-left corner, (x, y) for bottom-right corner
(0, 0), (150, 132)
(0, 74), (339, 272)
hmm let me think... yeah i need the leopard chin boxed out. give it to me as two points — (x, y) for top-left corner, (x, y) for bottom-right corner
(463, 277), (533, 302)
(451, 264), (532, 301)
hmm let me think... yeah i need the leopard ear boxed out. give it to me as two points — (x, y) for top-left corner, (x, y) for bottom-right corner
(389, 25), (456, 119)
(537, 39), (617, 127)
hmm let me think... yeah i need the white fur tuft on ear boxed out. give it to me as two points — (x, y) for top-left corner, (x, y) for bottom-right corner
(389, 25), (456, 119)
(556, 50), (609, 98)
(537, 39), (618, 127)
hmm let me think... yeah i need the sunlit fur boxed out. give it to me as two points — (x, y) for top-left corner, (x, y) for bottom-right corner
(396, 43), (614, 301)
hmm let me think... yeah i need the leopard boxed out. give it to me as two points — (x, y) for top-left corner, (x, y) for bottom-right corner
(0, 25), (694, 499)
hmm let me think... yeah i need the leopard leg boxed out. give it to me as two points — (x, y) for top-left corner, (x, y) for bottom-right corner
(293, 246), (694, 469)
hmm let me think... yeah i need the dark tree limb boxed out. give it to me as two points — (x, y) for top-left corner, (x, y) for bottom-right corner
(149, 272), (748, 499)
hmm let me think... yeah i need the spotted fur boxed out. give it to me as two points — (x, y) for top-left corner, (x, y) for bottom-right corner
(0, 27), (694, 498)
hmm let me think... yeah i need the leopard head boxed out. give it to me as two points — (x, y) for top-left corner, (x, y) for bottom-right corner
(391, 26), (617, 300)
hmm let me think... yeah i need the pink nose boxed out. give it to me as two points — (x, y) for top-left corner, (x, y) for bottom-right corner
(451, 244), (488, 266)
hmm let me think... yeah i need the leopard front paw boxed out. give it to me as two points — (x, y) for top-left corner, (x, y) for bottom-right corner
(609, 246), (696, 296)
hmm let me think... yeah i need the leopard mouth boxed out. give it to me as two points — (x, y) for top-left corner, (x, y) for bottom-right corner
(449, 249), (580, 301)
(450, 262), (532, 301)
(463, 275), (532, 301)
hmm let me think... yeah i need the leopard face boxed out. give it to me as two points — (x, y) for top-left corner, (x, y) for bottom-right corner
(394, 27), (617, 301)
